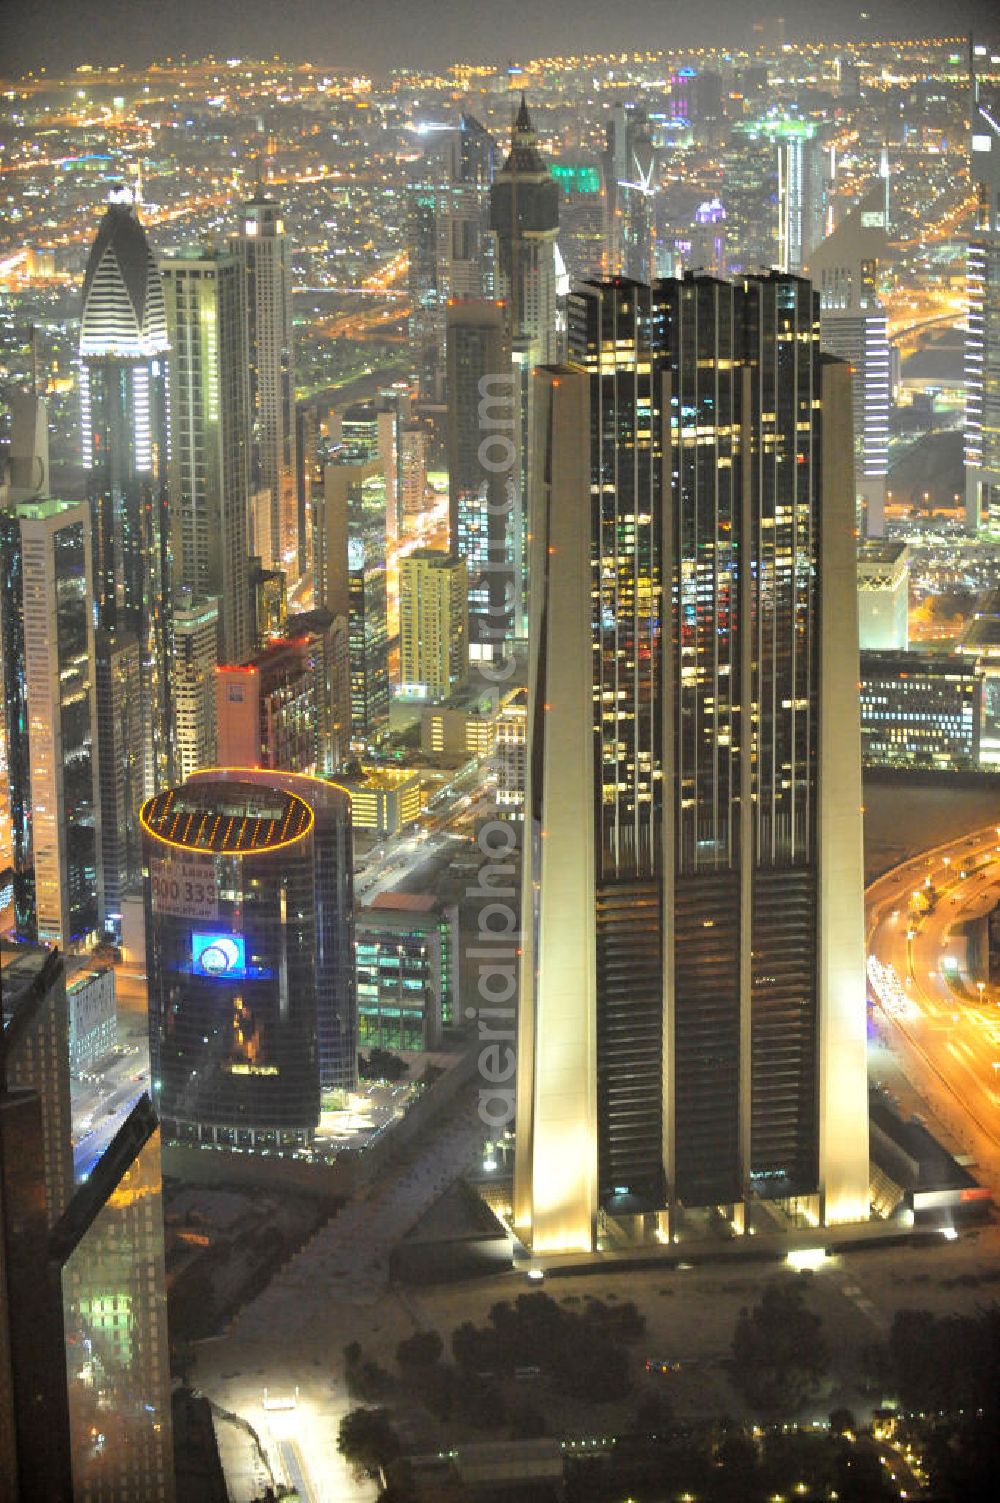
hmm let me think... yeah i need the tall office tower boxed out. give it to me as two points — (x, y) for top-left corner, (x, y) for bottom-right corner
(285, 607), (352, 773)
(347, 531), (390, 740)
(445, 300), (516, 661)
(720, 126), (779, 272)
(965, 48), (1000, 532)
(80, 188), (171, 796)
(0, 498), (100, 947)
(490, 95), (560, 368)
(550, 162), (604, 284)
(231, 194), (299, 576)
(515, 274), (869, 1253)
(295, 403), (317, 578)
(438, 115), (496, 305)
(810, 179), (891, 534)
(142, 768), (356, 1153)
(1, 946), (75, 1225)
(602, 104), (657, 283)
(490, 96), (560, 639)
(162, 247), (252, 665)
(171, 593), (219, 781)
(0, 951), (75, 1501)
(406, 114), (497, 400)
(94, 629), (143, 940)
(2, 948), (174, 1503)
(669, 67), (697, 121)
(775, 122), (826, 273)
(216, 627), (334, 772)
(407, 193), (442, 398)
(399, 550), (468, 700)
(61, 1112), (175, 1503)
(399, 421), (428, 518)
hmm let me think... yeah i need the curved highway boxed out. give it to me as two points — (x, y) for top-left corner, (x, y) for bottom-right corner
(866, 822), (1000, 1188)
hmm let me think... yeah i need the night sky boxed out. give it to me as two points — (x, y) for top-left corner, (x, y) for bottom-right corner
(1, 0), (998, 76)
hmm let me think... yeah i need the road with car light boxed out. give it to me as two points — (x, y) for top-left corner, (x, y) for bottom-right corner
(866, 822), (1000, 1187)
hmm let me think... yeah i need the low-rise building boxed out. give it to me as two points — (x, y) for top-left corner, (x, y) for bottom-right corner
(857, 540), (909, 650)
(345, 766), (423, 835)
(860, 649), (980, 770)
(65, 963), (117, 1075)
(355, 892), (459, 1051)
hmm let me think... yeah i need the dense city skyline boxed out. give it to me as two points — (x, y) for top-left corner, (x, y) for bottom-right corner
(2, 9), (999, 1501)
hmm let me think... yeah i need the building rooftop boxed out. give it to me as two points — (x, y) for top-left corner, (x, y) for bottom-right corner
(140, 781), (314, 855)
(367, 892), (439, 914)
(858, 540), (909, 567)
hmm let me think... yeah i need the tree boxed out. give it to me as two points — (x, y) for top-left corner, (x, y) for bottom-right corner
(829, 1407), (857, 1437)
(347, 1359), (394, 1401)
(730, 1280), (829, 1412)
(337, 1408), (401, 1481)
(396, 1329), (443, 1372)
(358, 1048), (409, 1083)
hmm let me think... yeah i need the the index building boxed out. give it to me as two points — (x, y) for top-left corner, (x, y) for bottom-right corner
(515, 274), (870, 1253)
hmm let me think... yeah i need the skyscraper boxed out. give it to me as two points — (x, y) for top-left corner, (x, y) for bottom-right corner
(162, 247), (252, 665)
(489, 96), (560, 638)
(399, 550), (468, 700)
(93, 628), (143, 940)
(171, 593), (219, 782)
(515, 274), (869, 1253)
(142, 769), (356, 1154)
(445, 299), (516, 660)
(347, 531), (390, 740)
(80, 188), (171, 795)
(1, 949), (174, 1503)
(809, 178), (891, 535)
(231, 193), (299, 576)
(490, 95), (560, 369)
(0, 498), (100, 947)
(602, 104), (657, 284)
(776, 122), (825, 273)
(965, 48), (1000, 532)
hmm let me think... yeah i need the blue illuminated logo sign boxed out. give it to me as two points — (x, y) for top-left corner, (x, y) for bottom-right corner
(192, 932), (247, 980)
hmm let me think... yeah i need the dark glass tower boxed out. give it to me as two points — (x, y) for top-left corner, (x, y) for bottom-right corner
(80, 188), (170, 794)
(515, 274), (869, 1251)
(141, 770), (356, 1153)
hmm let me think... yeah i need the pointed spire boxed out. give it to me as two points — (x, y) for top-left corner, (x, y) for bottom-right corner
(514, 91), (532, 137)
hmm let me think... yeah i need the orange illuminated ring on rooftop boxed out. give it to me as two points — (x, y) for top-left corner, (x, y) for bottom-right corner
(140, 781), (316, 857)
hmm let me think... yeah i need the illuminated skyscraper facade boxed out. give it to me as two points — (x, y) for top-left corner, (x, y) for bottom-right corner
(162, 248), (252, 665)
(399, 550), (468, 700)
(490, 96), (560, 637)
(0, 499), (100, 947)
(142, 769), (356, 1152)
(965, 52), (1000, 532)
(810, 178), (890, 534)
(80, 189), (171, 795)
(446, 299), (516, 660)
(490, 95), (560, 368)
(232, 193), (299, 575)
(94, 628), (143, 939)
(515, 274), (869, 1252)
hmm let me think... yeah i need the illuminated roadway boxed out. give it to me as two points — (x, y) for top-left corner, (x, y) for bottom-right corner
(866, 823), (1000, 1188)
